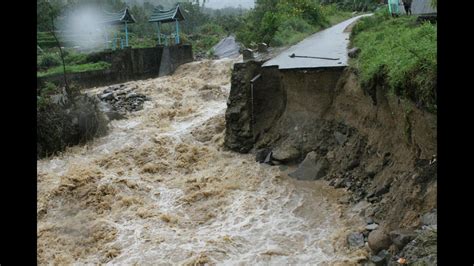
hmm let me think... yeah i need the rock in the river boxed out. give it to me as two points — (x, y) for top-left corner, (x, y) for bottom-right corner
(288, 152), (329, 180)
(368, 229), (392, 253)
(100, 92), (114, 101)
(126, 92), (138, 99)
(389, 229), (417, 250)
(370, 249), (389, 266)
(421, 209), (437, 226)
(366, 223), (379, 231)
(347, 232), (365, 248)
(256, 148), (271, 163)
(264, 151), (273, 164)
(272, 144), (300, 163)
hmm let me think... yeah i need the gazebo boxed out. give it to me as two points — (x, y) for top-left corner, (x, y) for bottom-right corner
(100, 7), (136, 49)
(148, 4), (185, 46)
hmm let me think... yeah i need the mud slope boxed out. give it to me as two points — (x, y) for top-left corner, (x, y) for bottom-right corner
(38, 58), (369, 265)
(225, 63), (437, 247)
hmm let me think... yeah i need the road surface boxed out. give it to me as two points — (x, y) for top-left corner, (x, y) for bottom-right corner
(263, 14), (372, 70)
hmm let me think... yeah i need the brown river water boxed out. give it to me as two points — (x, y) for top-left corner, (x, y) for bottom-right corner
(37, 58), (368, 265)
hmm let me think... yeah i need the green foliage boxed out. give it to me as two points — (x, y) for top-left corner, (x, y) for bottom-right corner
(37, 89), (109, 159)
(271, 17), (315, 46)
(351, 13), (437, 112)
(320, 0), (381, 12)
(181, 2), (211, 34)
(64, 51), (89, 65)
(128, 3), (156, 38)
(38, 53), (62, 70)
(189, 23), (225, 54)
(321, 4), (353, 25)
(198, 23), (225, 36)
(37, 31), (58, 49)
(37, 62), (112, 78)
(37, 0), (62, 32)
(37, 82), (59, 108)
(236, 0), (352, 47)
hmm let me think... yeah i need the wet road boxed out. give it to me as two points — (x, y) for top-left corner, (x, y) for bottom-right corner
(262, 14), (372, 70)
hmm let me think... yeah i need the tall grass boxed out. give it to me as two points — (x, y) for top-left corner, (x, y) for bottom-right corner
(37, 62), (111, 78)
(351, 12), (437, 112)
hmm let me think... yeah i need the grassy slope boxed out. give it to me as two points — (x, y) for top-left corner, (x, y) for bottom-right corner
(37, 62), (111, 78)
(350, 11), (437, 112)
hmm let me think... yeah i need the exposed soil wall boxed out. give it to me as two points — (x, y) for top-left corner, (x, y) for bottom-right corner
(224, 63), (437, 257)
(224, 60), (262, 153)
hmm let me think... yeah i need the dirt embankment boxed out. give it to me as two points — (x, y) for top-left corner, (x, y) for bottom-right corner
(225, 63), (437, 263)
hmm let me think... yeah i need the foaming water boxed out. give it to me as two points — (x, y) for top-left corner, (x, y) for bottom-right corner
(37, 58), (367, 265)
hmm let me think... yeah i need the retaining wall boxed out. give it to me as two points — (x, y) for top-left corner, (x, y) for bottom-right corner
(38, 44), (193, 89)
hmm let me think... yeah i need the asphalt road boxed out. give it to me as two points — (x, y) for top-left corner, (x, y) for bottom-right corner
(262, 14), (372, 70)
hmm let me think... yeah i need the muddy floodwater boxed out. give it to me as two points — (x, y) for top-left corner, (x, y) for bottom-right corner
(37, 58), (367, 265)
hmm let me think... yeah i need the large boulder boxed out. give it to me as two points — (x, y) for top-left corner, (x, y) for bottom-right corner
(368, 228), (392, 253)
(288, 152), (329, 180)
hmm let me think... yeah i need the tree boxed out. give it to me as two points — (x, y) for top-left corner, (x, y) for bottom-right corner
(37, 0), (71, 96)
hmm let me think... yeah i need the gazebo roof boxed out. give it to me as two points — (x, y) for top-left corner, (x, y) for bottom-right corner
(101, 7), (136, 25)
(148, 4), (185, 23)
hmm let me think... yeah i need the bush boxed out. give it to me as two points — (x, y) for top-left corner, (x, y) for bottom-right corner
(38, 53), (61, 69)
(236, 0), (353, 47)
(333, 0), (380, 12)
(64, 51), (89, 65)
(271, 17), (314, 46)
(37, 88), (109, 159)
(351, 13), (437, 112)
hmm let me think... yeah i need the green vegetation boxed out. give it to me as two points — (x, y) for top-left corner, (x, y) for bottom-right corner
(37, 62), (111, 78)
(236, 0), (356, 47)
(37, 32), (58, 49)
(321, 0), (382, 12)
(351, 10), (437, 112)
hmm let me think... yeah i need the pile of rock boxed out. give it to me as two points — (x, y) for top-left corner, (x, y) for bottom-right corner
(97, 84), (150, 119)
(346, 208), (437, 266)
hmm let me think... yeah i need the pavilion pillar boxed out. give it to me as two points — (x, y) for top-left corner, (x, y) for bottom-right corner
(157, 22), (162, 45)
(125, 21), (129, 47)
(175, 19), (180, 44)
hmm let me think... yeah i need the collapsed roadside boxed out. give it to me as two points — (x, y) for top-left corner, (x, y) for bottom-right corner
(224, 11), (437, 265)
